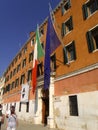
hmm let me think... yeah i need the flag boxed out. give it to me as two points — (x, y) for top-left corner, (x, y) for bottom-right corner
(44, 12), (61, 90)
(32, 26), (44, 93)
(44, 17), (51, 90)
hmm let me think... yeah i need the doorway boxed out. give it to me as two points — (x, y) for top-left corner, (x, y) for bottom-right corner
(41, 89), (49, 126)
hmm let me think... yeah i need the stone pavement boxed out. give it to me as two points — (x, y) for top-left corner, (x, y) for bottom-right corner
(1, 119), (59, 130)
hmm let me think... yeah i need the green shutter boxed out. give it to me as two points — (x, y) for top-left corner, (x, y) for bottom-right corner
(63, 47), (68, 64)
(82, 4), (88, 20)
(72, 41), (76, 60)
(51, 53), (56, 70)
(61, 6), (65, 15)
(96, 0), (98, 10)
(68, 0), (71, 8)
(70, 16), (73, 30)
(86, 31), (94, 53)
(61, 23), (65, 37)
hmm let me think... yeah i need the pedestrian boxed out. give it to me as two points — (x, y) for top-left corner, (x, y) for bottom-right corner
(0, 104), (5, 130)
(6, 106), (18, 130)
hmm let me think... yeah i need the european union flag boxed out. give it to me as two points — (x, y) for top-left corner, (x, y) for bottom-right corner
(44, 15), (61, 90)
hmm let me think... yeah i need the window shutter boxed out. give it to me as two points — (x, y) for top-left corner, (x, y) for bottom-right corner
(95, 0), (98, 10)
(61, 23), (65, 37)
(68, 0), (71, 8)
(61, 6), (65, 15)
(63, 47), (68, 64)
(86, 31), (94, 53)
(8, 84), (10, 91)
(51, 53), (56, 70)
(72, 41), (76, 60)
(70, 16), (73, 30)
(82, 4), (88, 20)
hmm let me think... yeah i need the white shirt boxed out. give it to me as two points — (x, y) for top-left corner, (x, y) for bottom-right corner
(7, 114), (17, 128)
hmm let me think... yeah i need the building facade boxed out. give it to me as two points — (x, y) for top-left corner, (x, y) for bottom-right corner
(2, 0), (98, 130)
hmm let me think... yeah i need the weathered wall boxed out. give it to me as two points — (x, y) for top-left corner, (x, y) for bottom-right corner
(54, 91), (98, 130)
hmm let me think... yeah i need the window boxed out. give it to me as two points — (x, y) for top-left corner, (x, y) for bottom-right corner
(12, 62), (14, 67)
(27, 69), (32, 81)
(11, 81), (15, 89)
(13, 68), (16, 76)
(41, 42), (44, 50)
(62, 16), (73, 37)
(24, 46), (27, 54)
(15, 57), (17, 63)
(6, 84), (10, 92)
(61, 0), (71, 15)
(37, 62), (43, 77)
(63, 41), (76, 64)
(19, 102), (21, 112)
(20, 74), (25, 85)
(19, 52), (22, 59)
(69, 95), (78, 116)
(22, 59), (26, 68)
(3, 87), (6, 94)
(39, 28), (44, 37)
(17, 64), (21, 72)
(15, 78), (19, 87)
(31, 39), (35, 46)
(86, 26), (98, 52)
(29, 52), (33, 62)
(50, 53), (56, 72)
(7, 75), (9, 82)
(10, 71), (12, 79)
(26, 102), (29, 112)
(82, 0), (98, 19)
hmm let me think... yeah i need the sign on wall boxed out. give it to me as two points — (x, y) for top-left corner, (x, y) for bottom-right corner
(20, 83), (29, 103)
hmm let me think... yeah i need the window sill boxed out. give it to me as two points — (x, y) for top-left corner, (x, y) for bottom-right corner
(93, 49), (98, 53)
(86, 10), (98, 20)
(64, 30), (72, 37)
(66, 59), (75, 65)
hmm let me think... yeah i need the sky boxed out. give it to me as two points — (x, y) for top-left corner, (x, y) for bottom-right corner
(0, 0), (60, 77)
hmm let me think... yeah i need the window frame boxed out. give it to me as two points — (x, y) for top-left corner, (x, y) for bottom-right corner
(63, 41), (76, 64)
(62, 16), (73, 37)
(69, 95), (78, 116)
(61, 0), (71, 15)
(82, 0), (98, 20)
(86, 25), (98, 53)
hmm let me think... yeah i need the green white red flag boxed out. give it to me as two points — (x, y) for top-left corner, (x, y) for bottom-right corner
(32, 26), (44, 93)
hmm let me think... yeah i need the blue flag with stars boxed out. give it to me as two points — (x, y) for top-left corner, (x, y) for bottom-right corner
(44, 14), (61, 90)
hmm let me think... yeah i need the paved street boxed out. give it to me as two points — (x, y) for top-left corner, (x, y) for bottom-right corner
(1, 119), (59, 130)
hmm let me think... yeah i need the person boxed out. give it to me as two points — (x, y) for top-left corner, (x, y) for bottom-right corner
(6, 106), (18, 130)
(0, 104), (5, 130)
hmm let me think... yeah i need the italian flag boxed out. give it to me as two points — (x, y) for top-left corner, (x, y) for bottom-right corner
(32, 27), (44, 93)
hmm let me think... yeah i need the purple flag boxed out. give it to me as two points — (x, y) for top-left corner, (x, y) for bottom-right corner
(44, 15), (61, 90)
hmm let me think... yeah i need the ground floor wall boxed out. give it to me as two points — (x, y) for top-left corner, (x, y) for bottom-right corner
(54, 91), (98, 130)
(53, 67), (98, 130)
(3, 90), (98, 130)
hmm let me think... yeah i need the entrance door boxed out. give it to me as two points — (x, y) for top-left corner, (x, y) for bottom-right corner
(41, 89), (49, 125)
